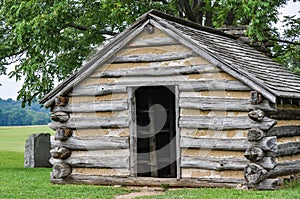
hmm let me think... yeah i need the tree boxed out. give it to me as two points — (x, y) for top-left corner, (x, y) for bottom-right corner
(0, 0), (299, 106)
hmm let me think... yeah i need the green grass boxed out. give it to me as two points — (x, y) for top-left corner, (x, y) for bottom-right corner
(0, 126), (131, 198)
(0, 125), (54, 152)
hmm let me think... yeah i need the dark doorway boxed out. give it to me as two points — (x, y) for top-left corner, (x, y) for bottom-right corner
(135, 86), (176, 178)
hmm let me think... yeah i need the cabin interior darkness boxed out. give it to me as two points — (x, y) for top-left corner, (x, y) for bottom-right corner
(135, 86), (177, 178)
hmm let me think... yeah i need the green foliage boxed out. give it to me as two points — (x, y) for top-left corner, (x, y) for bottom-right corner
(0, 98), (50, 126)
(0, 0), (299, 106)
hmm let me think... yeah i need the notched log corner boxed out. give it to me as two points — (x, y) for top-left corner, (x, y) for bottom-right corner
(55, 96), (69, 106)
(248, 109), (265, 121)
(52, 163), (72, 179)
(50, 146), (71, 160)
(51, 112), (70, 123)
(244, 147), (265, 162)
(247, 128), (265, 141)
(250, 91), (264, 105)
(55, 127), (73, 141)
(244, 163), (268, 184)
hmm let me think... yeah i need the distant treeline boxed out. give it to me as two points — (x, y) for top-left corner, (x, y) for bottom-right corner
(0, 98), (50, 126)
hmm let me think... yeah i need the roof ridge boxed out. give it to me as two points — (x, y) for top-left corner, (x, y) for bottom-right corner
(148, 9), (238, 40)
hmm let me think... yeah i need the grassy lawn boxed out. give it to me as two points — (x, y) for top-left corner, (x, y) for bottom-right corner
(1, 126), (300, 198)
(0, 126), (131, 198)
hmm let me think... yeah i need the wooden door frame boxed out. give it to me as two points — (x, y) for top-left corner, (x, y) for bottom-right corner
(127, 85), (180, 178)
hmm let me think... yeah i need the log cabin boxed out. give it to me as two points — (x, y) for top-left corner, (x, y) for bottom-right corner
(40, 10), (300, 190)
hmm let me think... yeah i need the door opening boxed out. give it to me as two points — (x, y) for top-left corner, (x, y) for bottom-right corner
(135, 86), (176, 178)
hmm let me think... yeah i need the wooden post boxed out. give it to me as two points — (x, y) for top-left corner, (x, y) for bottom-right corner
(52, 163), (72, 179)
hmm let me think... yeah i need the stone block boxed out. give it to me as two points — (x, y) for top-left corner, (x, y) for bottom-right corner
(24, 133), (51, 168)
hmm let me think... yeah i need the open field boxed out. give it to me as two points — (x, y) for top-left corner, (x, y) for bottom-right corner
(0, 125), (54, 152)
(1, 126), (300, 198)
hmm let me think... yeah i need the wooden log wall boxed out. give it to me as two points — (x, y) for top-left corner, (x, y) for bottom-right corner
(48, 25), (300, 189)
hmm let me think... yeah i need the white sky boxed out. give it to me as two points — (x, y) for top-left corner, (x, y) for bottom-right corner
(0, 2), (299, 100)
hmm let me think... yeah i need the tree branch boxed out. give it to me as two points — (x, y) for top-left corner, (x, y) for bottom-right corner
(269, 38), (300, 45)
(0, 48), (27, 61)
(65, 23), (118, 36)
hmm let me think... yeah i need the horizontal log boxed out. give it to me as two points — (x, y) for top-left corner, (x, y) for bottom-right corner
(181, 156), (248, 170)
(70, 80), (251, 96)
(52, 163), (72, 179)
(265, 110), (300, 120)
(180, 136), (250, 150)
(179, 98), (275, 112)
(53, 100), (128, 113)
(247, 128), (265, 141)
(51, 112), (70, 123)
(50, 146), (71, 160)
(51, 136), (129, 150)
(248, 109), (265, 121)
(244, 163), (268, 184)
(179, 116), (277, 130)
(250, 179), (282, 190)
(252, 136), (277, 152)
(250, 91), (264, 105)
(91, 64), (220, 77)
(254, 157), (277, 170)
(51, 175), (244, 188)
(267, 125), (300, 138)
(270, 142), (300, 157)
(48, 116), (129, 129)
(244, 147), (265, 162)
(49, 155), (129, 168)
(268, 160), (300, 178)
(113, 51), (195, 63)
(55, 127), (73, 141)
(55, 96), (69, 106)
(127, 36), (178, 47)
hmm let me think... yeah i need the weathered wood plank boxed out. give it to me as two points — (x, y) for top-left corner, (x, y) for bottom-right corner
(248, 109), (265, 121)
(180, 91), (251, 99)
(269, 142), (300, 157)
(244, 163), (268, 184)
(50, 136), (129, 150)
(70, 80), (251, 96)
(253, 136), (277, 152)
(250, 179), (282, 190)
(51, 175), (244, 188)
(91, 64), (220, 77)
(113, 51), (194, 63)
(265, 110), (300, 120)
(180, 136), (250, 150)
(267, 125), (300, 138)
(52, 100), (128, 113)
(50, 155), (129, 168)
(179, 116), (277, 130)
(179, 98), (275, 112)
(268, 160), (300, 178)
(48, 116), (129, 129)
(127, 36), (178, 47)
(181, 156), (248, 170)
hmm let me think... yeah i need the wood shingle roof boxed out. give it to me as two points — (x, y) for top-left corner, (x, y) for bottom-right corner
(40, 10), (300, 107)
